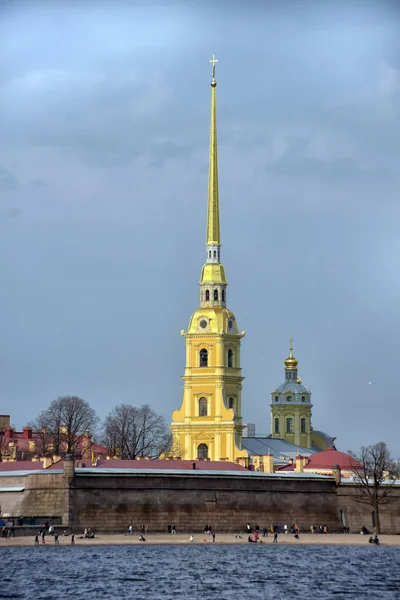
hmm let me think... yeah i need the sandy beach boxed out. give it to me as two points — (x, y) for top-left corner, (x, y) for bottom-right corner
(1, 533), (399, 547)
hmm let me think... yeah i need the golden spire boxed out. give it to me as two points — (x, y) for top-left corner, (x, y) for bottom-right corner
(207, 54), (220, 246)
(285, 338), (299, 370)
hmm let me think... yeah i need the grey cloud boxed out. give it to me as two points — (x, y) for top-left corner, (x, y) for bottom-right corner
(0, 166), (18, 190)
(266, 137), (389, 178)
(31, 178), (47, 187)
(0, 207), (20, 221)
(148, 141), (189, 168)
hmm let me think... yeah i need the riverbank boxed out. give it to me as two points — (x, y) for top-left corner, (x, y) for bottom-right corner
(1, 533), (399, 547)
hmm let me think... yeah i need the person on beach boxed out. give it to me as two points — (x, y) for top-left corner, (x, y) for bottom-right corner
(41, 531), (46, 544)
(284, 524), (288, 535)
(212, 532), (216, 543)
(71, 534), (75, 545)
(128, 524), (133, 535)
(139, 535), (146, 542)
(54, 532), (59, 545)
(273, 531), (278, 543)
(34, 534), (39, 546)
(190, 535), (194, 542)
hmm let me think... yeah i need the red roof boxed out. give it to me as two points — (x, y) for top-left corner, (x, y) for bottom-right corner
(276, 464), (295, 472)
(95, 459), (247, 471)
(0, 461), (44, 471)
(305, 447), (362, 471)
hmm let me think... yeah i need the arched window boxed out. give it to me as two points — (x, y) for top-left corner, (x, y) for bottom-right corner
(274, 396), (279, 402)
(274, 417), (279, 434)
(286, 418), (293, 433)
(222, 290), (225, 302)
(200, 348), (208, 367)
(209, 250), (211, 258)
(301, 396), (306, 402)
(198, 443), (208, 459)
(228, 397), (234, 409)
(199, 397), (208, 416)
(213, 250), (216, 258)
(301, 418), (306, 434)
(228, 349), (233, 368)
(287, 395), (292, 402)
(214, 289), (218, 301)
(205, 290), (210, 301)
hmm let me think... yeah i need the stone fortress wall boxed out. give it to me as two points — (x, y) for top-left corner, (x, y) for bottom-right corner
(1, 462), (399, 534)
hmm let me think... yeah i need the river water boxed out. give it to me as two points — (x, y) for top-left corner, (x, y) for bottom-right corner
(1, 544), (399, 599)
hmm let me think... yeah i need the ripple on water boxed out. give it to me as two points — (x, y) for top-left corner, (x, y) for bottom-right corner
(0, 545), (400, 600)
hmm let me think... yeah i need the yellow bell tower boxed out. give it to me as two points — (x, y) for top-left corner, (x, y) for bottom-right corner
(171, 56), (247, 463)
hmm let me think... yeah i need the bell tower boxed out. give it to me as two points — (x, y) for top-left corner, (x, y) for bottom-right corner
(171, 56), (247, 463)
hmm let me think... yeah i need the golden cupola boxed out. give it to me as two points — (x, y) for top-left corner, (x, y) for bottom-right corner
(284, 340), (299, 371)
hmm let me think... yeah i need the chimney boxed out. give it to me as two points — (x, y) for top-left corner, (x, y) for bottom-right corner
(332, 464), (341, 486)
(263, 454), (274, 473)
(81, 433), (91, 461)
(295, 455), (304, 473)
(0, 415), (11, 429)
(63, 454), (75, 483)
(23, 426), (32, 439)
(3, 427), (13, 439)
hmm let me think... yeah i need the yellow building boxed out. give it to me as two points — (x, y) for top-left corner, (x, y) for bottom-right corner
(171, 57), (247, 462)
(270, 341), (335, 451)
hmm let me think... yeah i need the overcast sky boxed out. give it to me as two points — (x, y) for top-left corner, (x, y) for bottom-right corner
(1, 0), (399, 456)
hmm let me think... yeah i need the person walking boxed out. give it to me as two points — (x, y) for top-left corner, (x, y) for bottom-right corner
(34, 534), (39, 546)
(71, 534), (75, 545)
(212, 531), (216, 543)
(54, 532), (59, 545)
(273, 531), (278, 543)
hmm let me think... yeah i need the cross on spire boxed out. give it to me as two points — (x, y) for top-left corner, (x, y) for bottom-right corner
(289, 337), (294, 351)
(209, 54), (218, 81)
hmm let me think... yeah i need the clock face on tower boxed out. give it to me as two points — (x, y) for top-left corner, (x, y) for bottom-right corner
(228, 319), (234, 330)
(200, 319), (208, 329)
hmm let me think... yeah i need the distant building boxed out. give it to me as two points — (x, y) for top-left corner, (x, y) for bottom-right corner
(270, 342), (335, 451)
(242, 423), (256, 438)
(0, 416), (106, 464)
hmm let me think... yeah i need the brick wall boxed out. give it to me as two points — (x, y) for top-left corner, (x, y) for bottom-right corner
(71, 473), (340, 533)
(337, 484), (400, 534)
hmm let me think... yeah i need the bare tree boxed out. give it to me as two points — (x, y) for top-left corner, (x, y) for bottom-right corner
(350, 442), (399, 534)
(31, 396), (98, 457)
(102, 404), (171, 460)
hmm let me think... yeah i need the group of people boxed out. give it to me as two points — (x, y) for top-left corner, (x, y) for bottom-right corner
(34, 525), (75, 545)
(1, 527), (15, 539)
(310, 524), (329, 534)
(83, 528), (95, 539)
(368, 535), (380, 545)
(167, 524), (177, 534)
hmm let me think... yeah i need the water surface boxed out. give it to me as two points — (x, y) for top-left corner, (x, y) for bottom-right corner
(1, 544), (399, 599)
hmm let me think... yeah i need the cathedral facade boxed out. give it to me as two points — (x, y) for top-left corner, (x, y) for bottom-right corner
(170, 58), (247, 462)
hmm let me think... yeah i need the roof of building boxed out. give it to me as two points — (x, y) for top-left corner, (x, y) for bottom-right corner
(97, 459), (247, 471)
(0, 461), (44, 471)
(242, 437), (314, 462)
(272, 381), (311, 399)
(311, 431), (337, 452)
(304, 447), (362, 471)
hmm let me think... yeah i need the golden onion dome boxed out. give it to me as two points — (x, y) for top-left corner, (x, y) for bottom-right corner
(284, 339), (298, 370)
